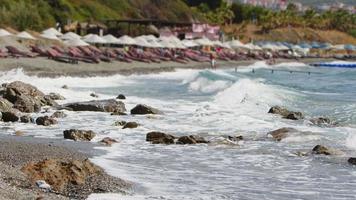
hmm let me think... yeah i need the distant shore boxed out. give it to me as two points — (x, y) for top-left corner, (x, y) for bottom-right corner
(0, 57), (340, 77)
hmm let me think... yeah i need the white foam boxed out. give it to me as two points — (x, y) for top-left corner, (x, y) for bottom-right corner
(188, 77), (231, 93)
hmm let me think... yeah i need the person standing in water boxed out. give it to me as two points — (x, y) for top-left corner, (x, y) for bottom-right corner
(210, 53), (216, 69)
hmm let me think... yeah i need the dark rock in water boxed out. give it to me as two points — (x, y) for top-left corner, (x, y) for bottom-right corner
(1, 111), (19, 122)
(1, 81), (57, 113)
(36, 116), (58, 126)
(285, 112), (304, 120)
(177, 136), (197, 144)
(312, 145), (331, 155)
(61, 85), (69, 89)
(90, 93), (99, 98)
(131, 104), (162, 115)
(114, 121), (127, 126)
(227, 135), (244, 142)
(100, 137), (118, 146)
(111, 111), (127, 116)
(63, 129), (96, 141)
(61, 99), (126, 113)
(348, 158), (356, 165)
(310, 117), (331, 126)
(21, 158), (101, 193)
(116, 94), (126, 100)
(268, 106), (304, 120)
(51, 111), (67, 118)
(267, 127), (298, 141)
(146, 132), (175, 144)
(122, 122), (139, 129)
(177, 135), (209, 144)
(20, 115), (33, 123)
(45, 92), (65, 101)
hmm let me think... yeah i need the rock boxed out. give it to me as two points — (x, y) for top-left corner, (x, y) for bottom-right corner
(116, 94), (126, 100)
(1, 81), (57, 113)
(267, 127), (298, 141)
(268, 106), (290, 116)
(268, 106), (304, 120)
(312, 145), (332, 155)
(285, 112), (304, 120)
(310, 117), (331, 126)
(20, 115), (32, 123)
(36, 116), (58, 126)
(122, 122), (139, 129)
(46, 92), (65, 101)
(348, 157), (356, 165)
(146, 132), (175, 144)
(51, 111), (67, 118)
(36, 180), (51, 191)
(114, 121), (127, 126)
(111, 111), (127, 116)
(63, 129), (96, 141)
(61, 99), (126, 113)
(0, 97), (13, 112)
(14, 130), (24, 136)
(227, 135), (244, 142)
(1, 111), (19, 122)
(22, 159), (100, 192)
(177, 135), (209, 144)
(61, 85), (68, 89)
(100, 137), (118, 146)
(131, 104), (162, 115)
(90, 93), (99, 98)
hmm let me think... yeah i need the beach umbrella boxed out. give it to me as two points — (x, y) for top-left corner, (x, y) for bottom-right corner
(102, 34), (120, 44)
(143, 35), (158, 42)
(194, 37), (214, 46)
(159, 40), (177, 48)
(244, 43), (262, 51)
(16, 31), (36, 40)
(298, 43), (312, 49)
(344, 44), (355, 51)
(40, 32), (61, 40)
(226, 40), (245, 49)
(83, 34), (107, 44)
(64, 38), (89, 47)
(83, 34), (95, 40)
(42, 28), (62, 36)
(0, 29), (12, 37)
(182, 39), (199, 48)
(148, 40), (163, 48)
(160, 35), (180, 43)
(117, 35), (137, 45)
(61, 32), (81, 40)
(134, 37), (153, 47)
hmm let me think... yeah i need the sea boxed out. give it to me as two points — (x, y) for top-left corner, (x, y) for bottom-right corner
(1, 61), (356, 200)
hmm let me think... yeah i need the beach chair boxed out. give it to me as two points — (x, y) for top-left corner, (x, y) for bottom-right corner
(5, 46), (37, 58)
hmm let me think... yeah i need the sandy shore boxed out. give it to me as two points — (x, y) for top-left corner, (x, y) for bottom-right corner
(0, 134), (130, 200)
(0, 57), (337, 77)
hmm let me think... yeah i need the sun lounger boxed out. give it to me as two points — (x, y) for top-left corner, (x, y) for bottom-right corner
(47, 49), (78, 64)
(6, 46), (37, 58)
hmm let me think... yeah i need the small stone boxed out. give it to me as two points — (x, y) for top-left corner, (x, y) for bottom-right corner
(177, 135), (209, 144)
(90, 93), (99, 98)
(122, 122), (139, 129)
(63, 129), (96, 141)
(61, 85), (69, 89)
(131, 104), (163, 115)
(1, 111), (19, 122)
(348, 157), (356, 165)
(51, 111), (67, 118)
(227, 135), (244, 142)
(20, 115), (32, 123)
(116, 94), (126, 100)
(100, 137), (118, 146)
(36, 116), (58, 126)
(146, 132), (175, 144)
(36, 180), (51, 191)
(267, 127), (298, 141)
(114, 121), (127, 126)
(285, 112), (304, 120)
(111, 111), (127, 116)
(312, 145), (331, 155)
(14, 130), (24, 136)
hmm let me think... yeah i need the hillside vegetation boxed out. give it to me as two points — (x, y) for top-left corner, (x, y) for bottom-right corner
(0, 0), (201, 31)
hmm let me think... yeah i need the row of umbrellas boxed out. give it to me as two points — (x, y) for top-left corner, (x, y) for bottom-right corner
(1, 27), (355, 51)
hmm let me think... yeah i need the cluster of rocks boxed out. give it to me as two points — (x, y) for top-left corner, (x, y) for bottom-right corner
(146, 131), (209, 145)
(268, 106), (333, 126)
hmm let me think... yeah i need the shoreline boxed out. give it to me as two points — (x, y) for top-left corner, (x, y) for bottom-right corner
(0, 134), (130, 200)
(0, 57), (341, 77)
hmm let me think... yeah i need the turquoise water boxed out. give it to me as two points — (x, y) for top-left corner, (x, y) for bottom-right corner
(1, 61), (356, 200)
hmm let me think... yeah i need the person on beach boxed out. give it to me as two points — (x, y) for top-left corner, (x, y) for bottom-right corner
(210, 53), (216, 69)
